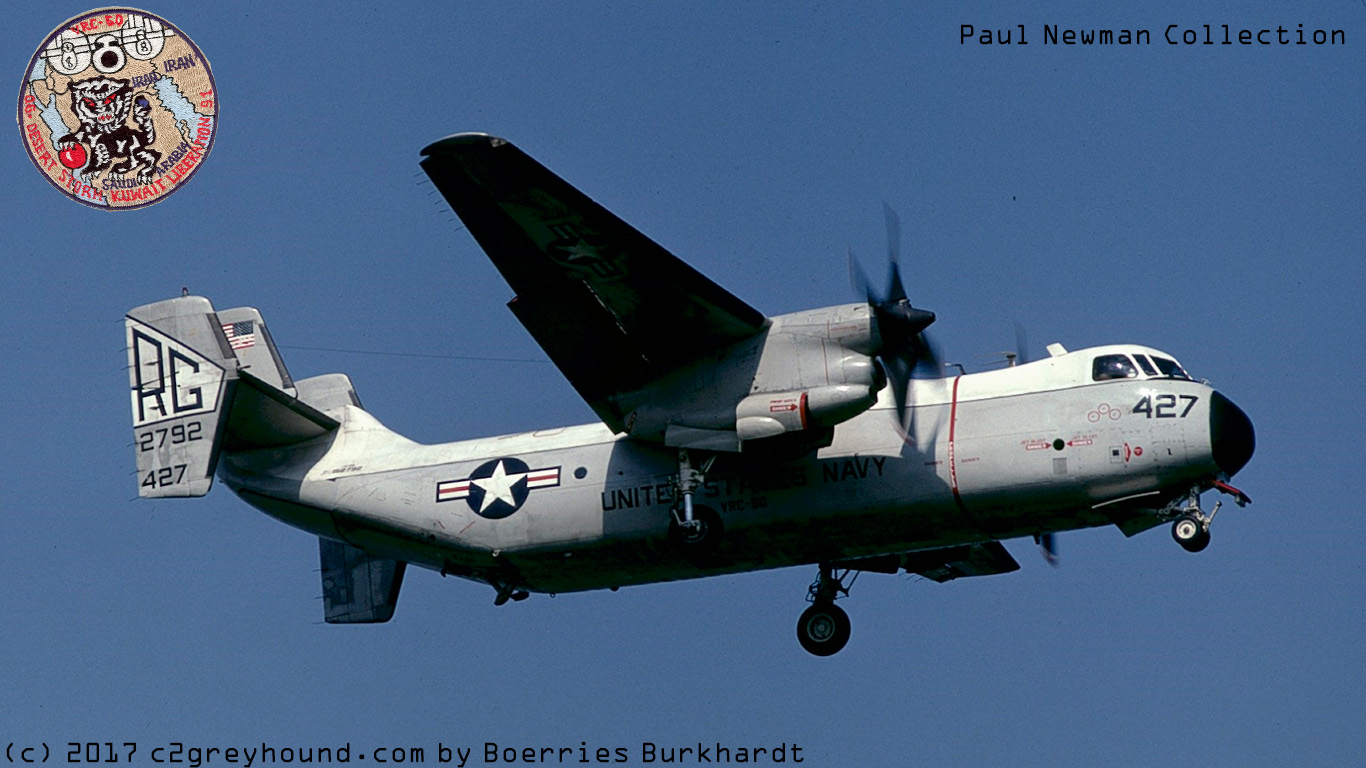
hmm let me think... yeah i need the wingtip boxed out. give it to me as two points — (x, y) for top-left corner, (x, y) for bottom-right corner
(420, 132), (510, 157)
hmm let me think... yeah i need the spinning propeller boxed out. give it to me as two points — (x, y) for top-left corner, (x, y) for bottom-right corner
(850, 204), (943, 427)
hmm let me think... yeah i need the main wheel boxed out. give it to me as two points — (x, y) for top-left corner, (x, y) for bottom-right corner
(1172, 515), (1210, 553)
(796, 602), (851, 656)
(667, 504), (723, 558)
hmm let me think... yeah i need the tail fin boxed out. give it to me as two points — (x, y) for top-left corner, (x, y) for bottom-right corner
(126, 296), (238, 497)
(126, 296), (341, 497)
(213, 305), (339, 452)
(216, 306), (294, 392)
(320, 538), (406, 623)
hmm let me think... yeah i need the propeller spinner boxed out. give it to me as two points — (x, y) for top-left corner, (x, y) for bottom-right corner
(850, 204), (943, 426)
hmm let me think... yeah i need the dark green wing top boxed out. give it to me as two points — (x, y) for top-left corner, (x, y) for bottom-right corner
(420, 133), (768, 432)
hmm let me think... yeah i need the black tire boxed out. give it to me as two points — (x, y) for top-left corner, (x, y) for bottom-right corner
(1172, 515), (1210, 553)
(796, 602), (851, 656)
(1181, 530), (1211, 553)
(667, 504), (723, 558)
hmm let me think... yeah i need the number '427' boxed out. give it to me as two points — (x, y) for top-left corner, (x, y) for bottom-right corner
(141, 464), (187, 488)
(1133, 394), (1198, 418)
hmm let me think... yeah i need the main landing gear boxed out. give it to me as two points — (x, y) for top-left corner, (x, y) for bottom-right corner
(668, 449), (722, 557)
(797, 565), (855, 656)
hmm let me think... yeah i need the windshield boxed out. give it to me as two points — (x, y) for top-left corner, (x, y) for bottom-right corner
(1150, 356), (1192, 380)
(1092, 354), (1138, 381)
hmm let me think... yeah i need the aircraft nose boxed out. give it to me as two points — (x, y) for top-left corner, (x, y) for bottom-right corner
(1209, 390), (1255, 477)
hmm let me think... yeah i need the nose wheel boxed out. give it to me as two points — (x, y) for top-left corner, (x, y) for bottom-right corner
(1167, 487), (1226, 553)
(1171, 514), (1211, 553)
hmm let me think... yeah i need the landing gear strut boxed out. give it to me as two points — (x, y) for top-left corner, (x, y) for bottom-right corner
(797, 565), (854, 656)
(491, 581), (529, 606)
(668, 449), (722, 557)
(1168, 488), (1221, 553)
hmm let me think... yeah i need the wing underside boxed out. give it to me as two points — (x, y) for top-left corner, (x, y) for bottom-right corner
(901, 541), (1021, 583)
(841, 541), (1022, 583)
(420, 133), (768, 431)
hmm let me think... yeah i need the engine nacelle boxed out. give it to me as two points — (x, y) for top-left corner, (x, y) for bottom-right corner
(735, 385), (877, 442)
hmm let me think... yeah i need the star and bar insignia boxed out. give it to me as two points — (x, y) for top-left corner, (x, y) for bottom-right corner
(436, 457), (560, 519)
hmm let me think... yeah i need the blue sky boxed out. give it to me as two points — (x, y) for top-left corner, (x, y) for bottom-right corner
(4, 2), (1363, 765)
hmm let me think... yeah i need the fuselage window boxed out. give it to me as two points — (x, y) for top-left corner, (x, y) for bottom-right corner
(1092, 354), (1138, 381)
(1134, 354), (1159, 376)
(1151, 356), (1192, 380)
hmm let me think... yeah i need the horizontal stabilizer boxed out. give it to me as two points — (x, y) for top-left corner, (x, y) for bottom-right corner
(222, 370), (339, 452)
(320, 538), (406, 623)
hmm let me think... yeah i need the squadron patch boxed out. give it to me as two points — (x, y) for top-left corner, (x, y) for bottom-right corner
(436, 458), (560, 519)
(17, 8), (217, 210)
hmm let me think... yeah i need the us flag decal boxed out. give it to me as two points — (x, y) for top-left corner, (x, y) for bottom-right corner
(222, 320), (256, 350)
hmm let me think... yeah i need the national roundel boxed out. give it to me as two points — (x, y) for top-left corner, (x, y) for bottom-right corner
(465, 457), (532, 519)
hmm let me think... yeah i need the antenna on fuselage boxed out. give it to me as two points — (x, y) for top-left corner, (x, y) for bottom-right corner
(1013, 323), (1031, 365)
(992, 323), (1033, 368)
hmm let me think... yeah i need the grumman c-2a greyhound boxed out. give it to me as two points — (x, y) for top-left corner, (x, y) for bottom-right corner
(125, 133), (1255, 655)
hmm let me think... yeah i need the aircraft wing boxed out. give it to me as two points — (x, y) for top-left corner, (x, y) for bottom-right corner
(420, 133), (768, 432)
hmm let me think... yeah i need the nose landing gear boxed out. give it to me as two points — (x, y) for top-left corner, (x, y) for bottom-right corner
(1171, 511), (1212, 552)
(1167, 487), (1224, 553)
(1166, 480), (1252, 553)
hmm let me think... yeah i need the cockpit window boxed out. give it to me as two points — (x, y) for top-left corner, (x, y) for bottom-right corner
(1134, 355), (1159, 376)
(1150, 356), (1191, 380)
(1092, 354), (1138, 381)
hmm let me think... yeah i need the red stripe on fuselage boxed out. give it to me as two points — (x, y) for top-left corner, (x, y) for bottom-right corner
(948, 374), (968, 514)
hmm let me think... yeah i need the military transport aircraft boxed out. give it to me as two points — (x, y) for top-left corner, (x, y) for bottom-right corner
(125, 133), (1255, 655)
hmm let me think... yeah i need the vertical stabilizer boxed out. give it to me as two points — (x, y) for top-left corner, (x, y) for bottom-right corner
(125, 296), (238, 497)
(320, 538), (406, 623)
(216, 307), (295, 394)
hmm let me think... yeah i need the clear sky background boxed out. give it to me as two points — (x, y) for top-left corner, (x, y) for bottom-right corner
(4, 2), (1363, 766)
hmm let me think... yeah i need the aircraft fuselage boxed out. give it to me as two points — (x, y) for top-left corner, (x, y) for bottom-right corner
(219, 341), (1251, 595)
